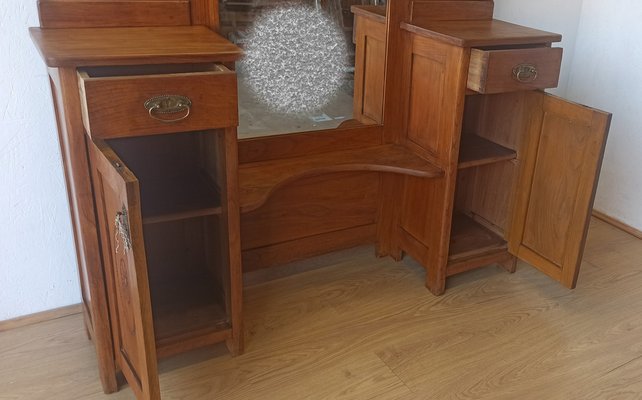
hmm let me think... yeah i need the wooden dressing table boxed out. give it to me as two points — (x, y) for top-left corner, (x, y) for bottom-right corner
(30, 1), (611, 399)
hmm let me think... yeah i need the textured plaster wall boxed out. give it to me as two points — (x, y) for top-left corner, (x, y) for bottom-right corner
(565, 0), (642, 231)
(0, 2), (81, 320)
(494, 0), (584, 97)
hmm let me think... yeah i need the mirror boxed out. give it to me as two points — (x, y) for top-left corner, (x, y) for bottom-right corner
(218, 0), (386, 139)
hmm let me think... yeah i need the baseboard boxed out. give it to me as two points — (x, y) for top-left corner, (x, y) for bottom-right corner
(593, 210), (642, 239)
(0, 303), (83, 333)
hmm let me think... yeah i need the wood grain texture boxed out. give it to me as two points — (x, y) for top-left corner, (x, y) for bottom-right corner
(510, 93), (611, 288)
(593, 210), (642, 240)
(89, 139), (161, 400)
(350, 5), (386, 23)
(468, 47), (563, 94)
(30, 26), (242, 67)
(352, 15), (386, 124)
(411, 1), (494, 23)
(78, 66), (237, 138)
(238, 125), (383, 164)
(190, 0), (219, 30)
(399, 33), (470, 295)
(458, 134), (516, 169)
(241, 172), (379, 250)
(2, 220), (642, 400)
(238, 144), (443, 213)
(91, 139), (163, 399)
(48, 67), (118, 394)
(0, 304), (82, 332)
(38, 0), (191, 28)
(401, 19), (562, 48)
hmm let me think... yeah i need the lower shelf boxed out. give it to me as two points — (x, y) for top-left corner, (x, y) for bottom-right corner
(150, 273), (231, 357)
(447, 213), (513, 277)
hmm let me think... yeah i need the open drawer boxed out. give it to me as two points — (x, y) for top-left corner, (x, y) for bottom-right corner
(467, 47), (563, 94)
(78, 64), (238, 138)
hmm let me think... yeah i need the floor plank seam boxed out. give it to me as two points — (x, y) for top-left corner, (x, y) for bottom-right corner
(374, 351), (417, 396)
(603, 353), (642, 376)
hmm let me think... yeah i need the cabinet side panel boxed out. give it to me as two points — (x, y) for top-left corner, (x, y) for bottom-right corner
(353, 16), (386, 124)
(398, 35), (469, 295)
(48, 68), (118, 393)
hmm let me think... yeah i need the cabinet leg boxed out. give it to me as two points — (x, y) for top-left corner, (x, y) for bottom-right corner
(499, 256), (518, 274)
(226, 333), (244, 357)
(426, 272), (446, 296)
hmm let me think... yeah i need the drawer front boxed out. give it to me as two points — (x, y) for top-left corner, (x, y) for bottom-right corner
(468, 47), (563, 94)
(78, 67), (238, 139)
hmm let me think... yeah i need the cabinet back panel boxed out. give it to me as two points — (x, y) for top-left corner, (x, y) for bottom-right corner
(456, 92), (537, 234)
(38, 0), (191, 29)
(241, 172), (379, 251)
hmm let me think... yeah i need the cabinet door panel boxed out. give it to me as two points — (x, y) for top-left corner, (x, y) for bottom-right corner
(510, 94), (611, 287)
(89, 139), (160, 400)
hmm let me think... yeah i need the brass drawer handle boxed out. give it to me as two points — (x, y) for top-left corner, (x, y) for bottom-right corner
(512, 64), (538, 83)
(144, 95), (192, 123)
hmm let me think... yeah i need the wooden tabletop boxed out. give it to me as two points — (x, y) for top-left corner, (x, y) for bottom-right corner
(351, 5), (386, 23)
(401, 19), (562, 47)
(30, 25), (243, 67)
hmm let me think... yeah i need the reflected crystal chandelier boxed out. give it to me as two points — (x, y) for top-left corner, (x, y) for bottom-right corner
(240, 2), (349, 114)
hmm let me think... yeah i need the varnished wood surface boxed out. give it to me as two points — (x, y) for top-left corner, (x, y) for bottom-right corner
(468, 47), (563, 94)
(0, 304), (82, 333)
(30, 26), (242, 67)
(38, 0), (191, 29)
(2, 219), (642, 399)
(401, 19), (562, 48)
(458, 134), (516, 169)
(410, 0), (494, 23)
(350, 5), (386, 23)
(593, 210), (642, 240)
(78, 66), (238, 138)
(238, 144), (443, 213)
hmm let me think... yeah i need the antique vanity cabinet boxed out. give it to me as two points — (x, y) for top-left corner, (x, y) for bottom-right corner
(352, 1), (611, 295)
(30, 3), (244, 398)
(30, 0), (611, 399)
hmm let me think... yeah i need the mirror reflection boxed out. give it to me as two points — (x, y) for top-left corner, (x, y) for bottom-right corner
(219, 0), (386, 138)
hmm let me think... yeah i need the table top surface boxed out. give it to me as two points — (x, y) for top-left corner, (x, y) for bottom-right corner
(30, 25), (243, 68)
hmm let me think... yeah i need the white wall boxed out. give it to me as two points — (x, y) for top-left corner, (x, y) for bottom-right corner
(494, 0), (584, 97)
(0, 2), (81, 320)
(565, 0), (642, 231)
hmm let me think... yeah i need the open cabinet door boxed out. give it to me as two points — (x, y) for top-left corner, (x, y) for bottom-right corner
(509, 93), (611, 288)
(89, 139), (161, 400)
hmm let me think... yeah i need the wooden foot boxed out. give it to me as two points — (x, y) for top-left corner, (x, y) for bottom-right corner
(499, 256), (518, 273)
(426, 275), (446, 296)
(226, 334), (244, 357)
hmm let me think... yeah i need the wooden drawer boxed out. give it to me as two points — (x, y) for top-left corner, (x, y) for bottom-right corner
(78, 64), (238, 139)
(467, 47), (563, 94)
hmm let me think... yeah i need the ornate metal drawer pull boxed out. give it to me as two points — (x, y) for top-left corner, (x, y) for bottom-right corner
(114, 206), (132, 254)
(144, 95), (192, 123)
(512, 64), (538, 83)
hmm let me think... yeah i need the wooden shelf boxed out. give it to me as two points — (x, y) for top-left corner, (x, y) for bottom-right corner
(447, 213), (511, 276)
(239, 144), (443, 213)
(458, 134), (516, 169)
(141, 173), (221, 225)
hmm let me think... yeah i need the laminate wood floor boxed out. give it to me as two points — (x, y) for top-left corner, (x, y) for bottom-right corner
(2, 218), (642, 399)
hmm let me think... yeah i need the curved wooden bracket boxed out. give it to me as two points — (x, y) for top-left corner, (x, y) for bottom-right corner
(239, 144), (443, 213)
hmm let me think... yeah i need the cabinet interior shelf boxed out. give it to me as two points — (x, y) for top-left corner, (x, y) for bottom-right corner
(458, 134), (516, 169)
(239, 144), (444, 213)
(151, 272), (230, 358)
(141, 173), (222, 225)
(447, 213), (511, 276)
